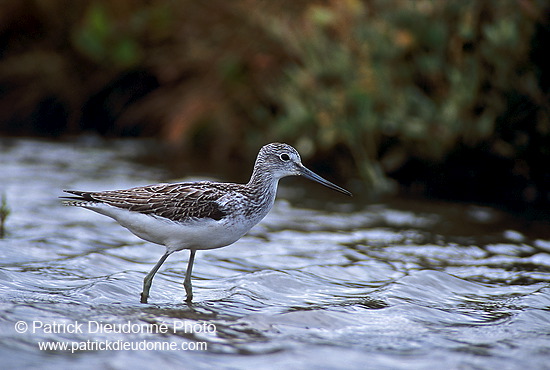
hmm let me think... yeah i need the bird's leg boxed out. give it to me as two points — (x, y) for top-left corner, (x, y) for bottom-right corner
(184, 249), (196, 302)
(141, 251), (171, 304)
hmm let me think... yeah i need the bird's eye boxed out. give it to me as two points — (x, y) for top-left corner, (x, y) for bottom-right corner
(280, 153), (290, 161)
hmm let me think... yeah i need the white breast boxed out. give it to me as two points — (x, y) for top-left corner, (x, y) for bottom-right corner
(81, 203), (263, 253)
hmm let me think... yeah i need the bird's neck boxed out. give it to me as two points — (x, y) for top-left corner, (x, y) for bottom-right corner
(246, 168), (279, 208)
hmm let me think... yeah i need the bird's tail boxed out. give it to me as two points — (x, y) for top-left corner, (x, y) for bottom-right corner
(60, 190), (96, 206)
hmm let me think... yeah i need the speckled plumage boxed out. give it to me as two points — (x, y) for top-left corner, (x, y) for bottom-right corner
(65, 182), (232, 222)
(62, 143), (351, 303)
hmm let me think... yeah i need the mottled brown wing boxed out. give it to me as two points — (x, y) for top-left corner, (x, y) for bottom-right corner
(65, 182), (228, 221)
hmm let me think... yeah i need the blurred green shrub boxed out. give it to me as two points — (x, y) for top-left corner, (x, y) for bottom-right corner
(262, 0), (548, 192)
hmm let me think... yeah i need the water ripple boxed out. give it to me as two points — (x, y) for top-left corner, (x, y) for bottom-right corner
(1, 138), (549, 369)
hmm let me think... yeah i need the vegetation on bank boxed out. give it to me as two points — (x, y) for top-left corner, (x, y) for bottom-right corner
(0, 193), (9, 238)
(0, 0), (548, 211)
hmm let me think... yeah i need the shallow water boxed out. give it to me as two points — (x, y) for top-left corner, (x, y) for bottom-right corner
(1, 137), (549, 369)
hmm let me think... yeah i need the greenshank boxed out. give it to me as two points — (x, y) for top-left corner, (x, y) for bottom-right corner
(62, 143), (351, 303)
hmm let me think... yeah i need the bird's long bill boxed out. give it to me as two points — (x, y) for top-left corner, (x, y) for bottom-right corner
(298, 164), (352, 196)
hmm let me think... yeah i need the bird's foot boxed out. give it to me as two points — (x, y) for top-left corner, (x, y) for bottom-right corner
(140, 292), (148, 304)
